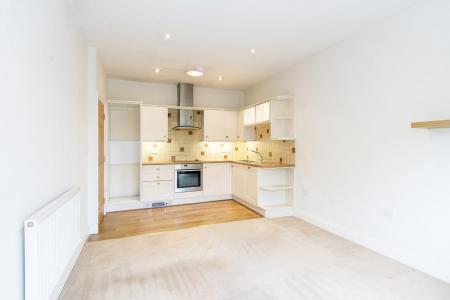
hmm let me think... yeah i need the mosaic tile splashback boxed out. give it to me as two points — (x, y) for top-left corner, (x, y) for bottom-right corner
(142, 111), (295, 164)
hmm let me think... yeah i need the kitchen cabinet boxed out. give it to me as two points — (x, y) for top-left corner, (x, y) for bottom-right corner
(142, 165), (174, 181)
(231, 163), (258, 205)
(204, 109), (238, 141)
(142, 181), (173, 201)
(203, 163), (231, 196)
(224, 111), (238, 140)
(243, 106), (256, 125)
(204, 110), (224, 141)
(141, 165), (174, 201)
(255, 101), (270, 123)
(141, 106), (168, 142)
(237, 110), (255, 141)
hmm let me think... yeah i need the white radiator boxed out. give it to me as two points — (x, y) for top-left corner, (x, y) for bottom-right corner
(24, 187), (85, 300)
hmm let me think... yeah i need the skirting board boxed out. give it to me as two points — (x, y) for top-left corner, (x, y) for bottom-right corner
(295, 210), (450, 284)
(50, 234), (89, 299)
(106, 194), (233, 212)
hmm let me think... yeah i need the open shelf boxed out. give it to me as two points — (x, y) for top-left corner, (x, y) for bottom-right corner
(411, 120), (450, 129)
(260, 185), (294, 191)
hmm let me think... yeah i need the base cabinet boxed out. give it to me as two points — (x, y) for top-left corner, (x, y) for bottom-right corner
(231, 164), (257, 205)
(203, 163), (231, 196)
(141, 165), (174, 201)
(142, 181), (173, 201)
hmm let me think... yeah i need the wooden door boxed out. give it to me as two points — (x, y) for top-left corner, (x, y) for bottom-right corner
(98, 101), (105, 224)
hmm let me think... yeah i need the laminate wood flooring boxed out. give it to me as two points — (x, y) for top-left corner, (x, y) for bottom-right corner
(90, 200), (261, 241)
(61, 217), (450, 300)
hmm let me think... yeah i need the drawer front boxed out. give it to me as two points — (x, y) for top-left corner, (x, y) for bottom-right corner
(142, 181), (174, 201)
(142, 165), (174, 181)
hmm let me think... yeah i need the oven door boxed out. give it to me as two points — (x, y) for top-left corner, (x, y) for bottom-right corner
(175, 169), (202, 192)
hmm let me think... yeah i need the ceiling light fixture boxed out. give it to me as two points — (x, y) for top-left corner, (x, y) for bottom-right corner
(155, 68), (160, 73)
(250, 48), (256, 53)
(186, 68), (204, 77)
(217, 75), (223, 80)
(165, 33), (171, 40)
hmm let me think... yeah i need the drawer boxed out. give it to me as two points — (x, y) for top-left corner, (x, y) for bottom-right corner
(142, 181), (174, 201)
(142, 165), (174, 181)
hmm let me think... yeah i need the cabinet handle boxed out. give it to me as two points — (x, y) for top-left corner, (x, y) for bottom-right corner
(156, 168), (160, 171)
(157, 176), (160, 178)
(157, 182), (160, 185)
(248, 166), (251, 169)
(226, 136), (229, 138)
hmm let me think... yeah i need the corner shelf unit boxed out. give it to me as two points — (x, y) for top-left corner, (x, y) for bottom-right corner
(257, 167), (294, 217)
(411, 120), (450, 129)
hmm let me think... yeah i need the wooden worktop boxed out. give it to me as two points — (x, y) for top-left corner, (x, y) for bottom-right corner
(142, 160), (295, 168)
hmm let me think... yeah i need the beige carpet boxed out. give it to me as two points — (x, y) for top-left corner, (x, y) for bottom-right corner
(60, 217), (450, 300)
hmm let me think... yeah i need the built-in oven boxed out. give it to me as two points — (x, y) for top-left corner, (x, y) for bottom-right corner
(175, 163), (203, 193)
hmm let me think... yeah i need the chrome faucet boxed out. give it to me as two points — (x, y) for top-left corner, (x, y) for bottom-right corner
(251, 150), (264, 162)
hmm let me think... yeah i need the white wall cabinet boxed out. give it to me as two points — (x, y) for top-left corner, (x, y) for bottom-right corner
(224, 111), (238, 141)
(141, 106), (168, 142)
(204, 110), (238, 141)
(255, 101), (270, 123)
(243, 106), (256, 126)
(237, 110), (255, 141)
(203, 163), (231, 196)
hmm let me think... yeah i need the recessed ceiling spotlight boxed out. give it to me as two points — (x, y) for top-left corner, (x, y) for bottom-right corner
(155, 68), (160, 73)
(186, 68), (204, 77)
(250, 48), (256, 54)
(165, 33), (171, 40)
(217, 75), (223, 80)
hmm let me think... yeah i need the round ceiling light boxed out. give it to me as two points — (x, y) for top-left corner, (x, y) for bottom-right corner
(217, 75), (223, 80)
(186, 69), (204, 77)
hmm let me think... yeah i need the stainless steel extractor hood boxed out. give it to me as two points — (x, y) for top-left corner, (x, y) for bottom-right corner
(173, 83), (201, 130)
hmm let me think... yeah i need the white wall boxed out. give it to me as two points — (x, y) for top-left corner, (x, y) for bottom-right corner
(0, 1), (89, 299)
(108, 78), (245, 109)
(87, 48), (108, 234)
(246, 0), (450, 283)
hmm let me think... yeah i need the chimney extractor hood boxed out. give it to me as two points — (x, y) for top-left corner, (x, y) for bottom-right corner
(173, 83), (201, 130)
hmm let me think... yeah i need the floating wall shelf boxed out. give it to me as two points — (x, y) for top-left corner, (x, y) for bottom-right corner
(411, 120), (450, 129)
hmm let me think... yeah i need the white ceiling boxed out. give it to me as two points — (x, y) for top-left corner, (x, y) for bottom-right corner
(71, 0), (418, 90)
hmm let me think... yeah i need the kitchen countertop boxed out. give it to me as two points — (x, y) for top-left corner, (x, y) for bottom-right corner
(141, 160), (295, 168)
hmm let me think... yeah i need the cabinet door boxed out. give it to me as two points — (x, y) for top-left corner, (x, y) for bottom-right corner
(245, 166), (258, 205)
(255, 101), (270, 123)
(231, 164), (245, 200)
(204, 110), (226, 141)
(224, 111), (238, 141)
(238, 110), (255, 141)
(203, 163), (231, 196)
(141, 106), (168, 142)
(243, 107), (255, 125)
(142, 181), (174, 201)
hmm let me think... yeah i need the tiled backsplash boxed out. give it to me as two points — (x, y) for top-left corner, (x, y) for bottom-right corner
(142, 110), (295, 164)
